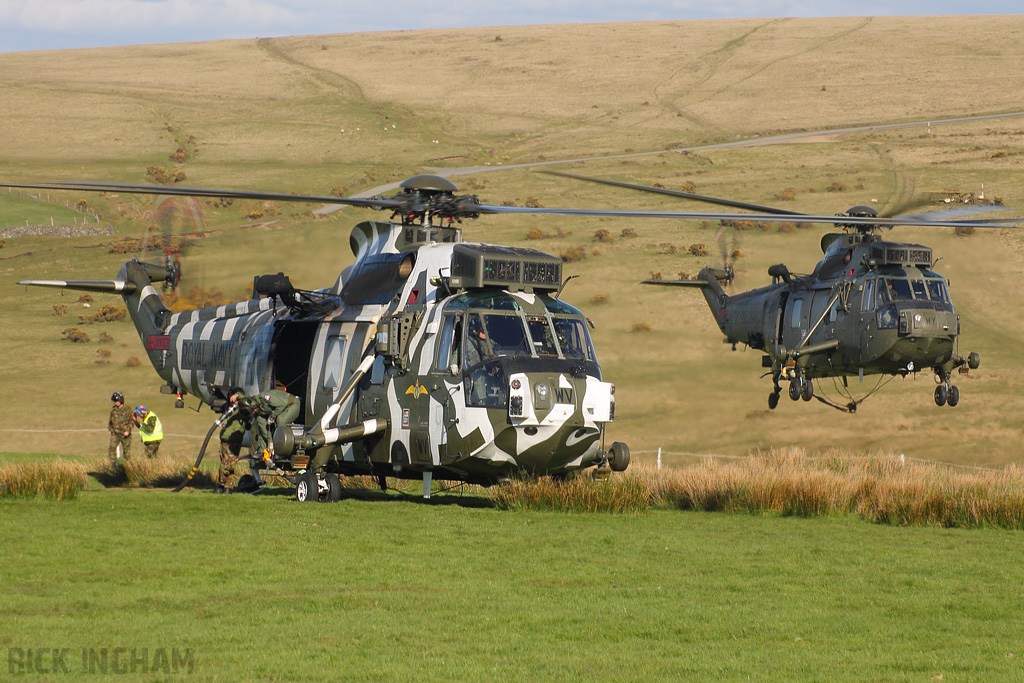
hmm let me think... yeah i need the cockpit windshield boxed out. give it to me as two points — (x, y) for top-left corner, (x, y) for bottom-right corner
(876, 276), (951, 305)
(463, 311), (596, 364)
(436, 291), (600, 408)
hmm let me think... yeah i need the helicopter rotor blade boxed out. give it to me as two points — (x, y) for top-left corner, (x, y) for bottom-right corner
(473, 202), (1024, 229)
(0, 180), (405, 211)
(542, 170), (807, 216)
(3, 178), (1022, 230)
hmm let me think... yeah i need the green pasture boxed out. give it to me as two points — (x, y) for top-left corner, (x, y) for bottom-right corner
(1, 489), (1022, 680)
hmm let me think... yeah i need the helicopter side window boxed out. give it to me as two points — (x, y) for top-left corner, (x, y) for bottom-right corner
(790, 298), (803, 328)
(465, 313), (495, 368)
(434, 314), (462, 372)
(876, 281), (890, 308)
(527, 318), (558, 357)
(862, 279), (875, 312)
(911, 280), (928, 300)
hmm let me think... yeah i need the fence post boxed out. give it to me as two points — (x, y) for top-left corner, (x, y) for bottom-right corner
(657, 448), (662, 470)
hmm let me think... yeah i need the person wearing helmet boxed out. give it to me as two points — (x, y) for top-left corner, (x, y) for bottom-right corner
(107, 391), (133, 463)
(217, 387), (249, 493)
(133, 405), (163, 458)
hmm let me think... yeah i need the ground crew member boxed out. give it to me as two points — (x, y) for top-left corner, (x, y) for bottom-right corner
(133, 405), (163, 458)
(217, 387), (249, 494)
(108, 391), (133, 463)
(248, 388), (301, 457)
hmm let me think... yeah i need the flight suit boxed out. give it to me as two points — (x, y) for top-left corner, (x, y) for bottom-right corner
(108, 403), (133, 462)
(251, 389), (301, 456)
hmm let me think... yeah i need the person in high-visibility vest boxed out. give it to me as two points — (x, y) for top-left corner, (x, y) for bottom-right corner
(133, 405), (163, 458)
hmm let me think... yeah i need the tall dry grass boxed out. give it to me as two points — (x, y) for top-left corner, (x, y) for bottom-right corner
(492, 448), (1024, 528)
(650, 448), (1024, 528)
(97, 455), (217, 489)
(0, 459), (88, 501)
(492, 473), (651, 513)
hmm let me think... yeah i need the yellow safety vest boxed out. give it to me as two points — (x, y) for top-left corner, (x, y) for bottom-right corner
(140, 412), (163, 443)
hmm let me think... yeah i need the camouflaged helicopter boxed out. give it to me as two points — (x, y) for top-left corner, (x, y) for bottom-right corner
(7, 174), (643, 501)
(548, 171), (1016, 413)
(7, 172), (1017, 499)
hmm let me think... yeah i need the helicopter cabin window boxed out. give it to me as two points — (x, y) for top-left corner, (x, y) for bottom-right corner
(321, 336), (348, 390)
(862, 279), (875, 312)
(911, 280), (928, 300)
(790, 298), (804, 328)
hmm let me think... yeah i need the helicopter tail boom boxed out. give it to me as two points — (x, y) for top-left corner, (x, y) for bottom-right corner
(21, 260), (175, 382)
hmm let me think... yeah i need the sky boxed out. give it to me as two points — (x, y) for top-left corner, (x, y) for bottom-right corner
(0, 1), (1020, 54)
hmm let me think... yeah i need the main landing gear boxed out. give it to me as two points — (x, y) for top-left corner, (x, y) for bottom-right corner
(295, 471), (342, 502)
(769, 373), (812, 409)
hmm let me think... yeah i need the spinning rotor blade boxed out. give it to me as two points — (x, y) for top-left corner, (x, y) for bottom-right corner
(473, 202), (1024, 229)
(543, 170), (805, 216)
(541, 171), (1024, 230)
(3, 176), (1022, 230)
(0, 180), (404, 211)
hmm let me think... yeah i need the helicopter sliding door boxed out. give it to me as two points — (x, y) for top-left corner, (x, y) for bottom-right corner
(307, 320), (372, 425)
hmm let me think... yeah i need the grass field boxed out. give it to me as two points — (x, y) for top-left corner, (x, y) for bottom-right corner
(1, 488), (1023, 681)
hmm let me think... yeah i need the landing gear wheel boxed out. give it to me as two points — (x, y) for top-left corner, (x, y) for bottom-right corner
(789, 380), (801, 401)
(800, 378), (814, 402)
(934, 385), (947, 407)
(325, 473), (342, 502)
(608, 442), (630, 472)
(947, 385), (960, 407)
(768, 392), (780, 410)
(295, 471), (319, 502)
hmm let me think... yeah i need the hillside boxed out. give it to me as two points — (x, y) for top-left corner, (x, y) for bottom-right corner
(2, 16), (1024, 465)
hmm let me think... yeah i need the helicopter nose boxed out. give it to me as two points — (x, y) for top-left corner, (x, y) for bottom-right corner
(502, 372), (612, 472)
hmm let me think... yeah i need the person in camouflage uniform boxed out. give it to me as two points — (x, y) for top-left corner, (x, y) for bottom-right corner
(217, 388), (250, 493)
(108, 391), (133, 463)
(133, 405), (163, 458)
(248, 388), (301, 458)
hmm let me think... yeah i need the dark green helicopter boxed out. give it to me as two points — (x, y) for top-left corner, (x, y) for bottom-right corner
(548, 171), (1018, 412)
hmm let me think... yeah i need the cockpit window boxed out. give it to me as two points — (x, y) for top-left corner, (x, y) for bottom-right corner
(553, 318), (596, 361)
(884, 278), (913, 301)
(527, 318), (558, 356)
(862, 279), (875, 312)
(911, 280), (928, 300)
(926, 279), (949, 304)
